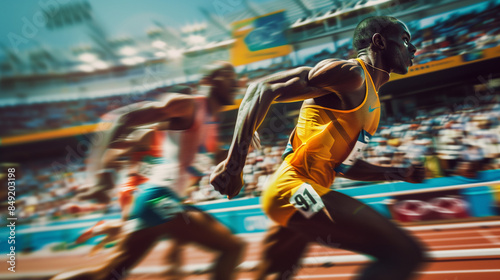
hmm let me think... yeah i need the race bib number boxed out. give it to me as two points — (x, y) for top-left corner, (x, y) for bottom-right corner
(334, 129), (372, 175)
(290, 183), (325, 218)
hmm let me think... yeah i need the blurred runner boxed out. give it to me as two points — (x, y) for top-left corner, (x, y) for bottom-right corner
(75, 125), (188, 278)
(52, 61), (245, 280)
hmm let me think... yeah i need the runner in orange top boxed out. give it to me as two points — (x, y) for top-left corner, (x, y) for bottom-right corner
(211, 16), (425, 280)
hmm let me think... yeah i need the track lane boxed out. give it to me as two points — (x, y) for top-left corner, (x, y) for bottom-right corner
(7, 221), (500, 279)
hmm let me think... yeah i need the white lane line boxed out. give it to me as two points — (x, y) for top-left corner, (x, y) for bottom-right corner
(292, 269), (500, 279)
(421, 269), (500, 274)
(425, 236), (497, 242)
(415, 228), (500, 237)
(427, 248), (500, 258)
(430, 243), (500, 249)
(295, 274), (356, 279)
(478, 229), (500, 245)
(406, 221), (500, 231)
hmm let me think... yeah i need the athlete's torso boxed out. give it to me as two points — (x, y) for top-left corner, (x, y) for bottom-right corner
(285, 58), (381, 187)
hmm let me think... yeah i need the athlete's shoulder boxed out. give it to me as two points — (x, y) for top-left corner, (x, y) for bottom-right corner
(308, 58), (365, 92)
(156, 92), (197, 111)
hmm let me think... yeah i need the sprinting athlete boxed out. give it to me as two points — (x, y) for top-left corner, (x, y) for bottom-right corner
(76, 126), (191, 278)
(52, 61), (245, 280)
(211, 16), (425, 280)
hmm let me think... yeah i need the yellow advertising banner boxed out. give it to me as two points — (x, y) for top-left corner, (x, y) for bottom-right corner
(0, 123), (111, 146)
(231, 10), (292, 66)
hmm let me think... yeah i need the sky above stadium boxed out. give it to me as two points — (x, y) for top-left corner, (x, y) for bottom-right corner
(0, 0), (273, 53)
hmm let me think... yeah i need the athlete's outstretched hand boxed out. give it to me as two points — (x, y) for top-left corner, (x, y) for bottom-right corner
(210, 159), (244, 199)
(403, 164), (425, 183)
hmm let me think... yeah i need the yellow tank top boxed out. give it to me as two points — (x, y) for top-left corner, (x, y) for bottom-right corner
(285, 58), (380, 188)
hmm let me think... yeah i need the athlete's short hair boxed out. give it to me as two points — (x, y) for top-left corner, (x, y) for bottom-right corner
(353, 16), (401, 52)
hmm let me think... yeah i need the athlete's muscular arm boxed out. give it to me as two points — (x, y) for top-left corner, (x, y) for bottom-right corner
(109, 94), (195, 142)
(341, 159), (425, 183)
(210, 67), (316, 198)
(210, 60), (364, 198)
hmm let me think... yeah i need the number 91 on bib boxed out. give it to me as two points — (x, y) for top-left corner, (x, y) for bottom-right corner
(290, 183), (325, 218)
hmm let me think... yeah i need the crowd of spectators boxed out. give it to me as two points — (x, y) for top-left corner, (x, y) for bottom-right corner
(364, 98), (500, 177)
(410, 0), (500, 65)
(1, 156), (91, 224)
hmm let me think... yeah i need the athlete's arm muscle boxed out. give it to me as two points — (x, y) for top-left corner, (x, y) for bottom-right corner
(101, 95), (195, 155)
(210, 60), (364, 198)
(116, 94), (195, 131)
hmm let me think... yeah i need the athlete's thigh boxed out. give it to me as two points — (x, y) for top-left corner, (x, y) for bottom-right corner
(323, 191), (417, 250)
(287, 191), (416, 256)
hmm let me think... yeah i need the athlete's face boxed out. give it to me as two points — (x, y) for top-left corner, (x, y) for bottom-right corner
(384, 21), (417, 75)
(211, 67), (238, 106)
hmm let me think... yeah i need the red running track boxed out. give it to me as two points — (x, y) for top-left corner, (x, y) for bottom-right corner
(5, 220), (500, 279)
